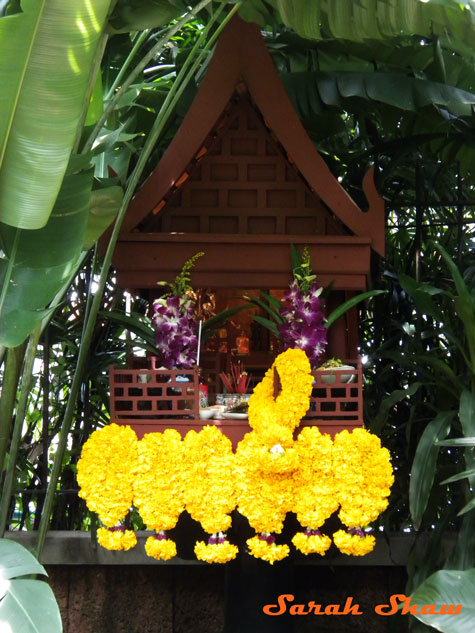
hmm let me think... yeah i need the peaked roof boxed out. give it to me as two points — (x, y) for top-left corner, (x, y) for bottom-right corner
(122, 15), (385, 256)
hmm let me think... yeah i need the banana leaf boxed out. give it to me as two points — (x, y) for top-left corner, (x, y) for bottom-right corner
(410, 568), (475, 633)
(271, 0), (475, 58)
(107, 0), (190, 34)
(0, 170), (93, 347)
(0, 0), (111, 230)
(84, 185), (123, 250)
(282, 71), (475, 122)
(0, 538), (62, 633)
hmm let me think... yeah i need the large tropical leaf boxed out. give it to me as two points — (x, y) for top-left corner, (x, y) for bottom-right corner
(434, 242), (475, 373)
(0, 0), (111, 229)
(282, 71), (475, 121)
(410, 568), (475, 633)
(107, 0), (190, 34)
(271, 0), (475, 58)
(0, 170), (93, 347)
(409, 410), (454, 530)
(83, 185), (123, 250)
(0, 538), (62, 633)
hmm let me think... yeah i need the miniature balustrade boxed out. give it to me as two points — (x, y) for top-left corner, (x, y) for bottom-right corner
(109, 359), (363, 445)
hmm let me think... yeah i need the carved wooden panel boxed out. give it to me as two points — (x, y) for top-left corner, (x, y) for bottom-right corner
(138, 93), (348, 238)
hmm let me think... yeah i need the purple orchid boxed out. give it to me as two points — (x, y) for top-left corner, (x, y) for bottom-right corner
(278, 282), (327, 367)
(152, 296), (198, 369)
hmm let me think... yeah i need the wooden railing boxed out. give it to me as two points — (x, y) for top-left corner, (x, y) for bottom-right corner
(109, 359), (363, 442)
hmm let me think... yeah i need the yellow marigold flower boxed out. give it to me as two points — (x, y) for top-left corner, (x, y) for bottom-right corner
(293, 427), (339, 529)
(97, 527), (137, 551)
(248, 349), (313, 446)
(292, 531), (331, 556)
(183, 426), (236, 534)
(145, 535), (177, 560)
(333, 530), (375, 556)
(77, 424), (137, 527)
(195, 540), (239, 564)
(247, 535), (289, 564)
(235, 432), (294, 533)
(134, 429), (185, 531)
(332, 428), (394, 528)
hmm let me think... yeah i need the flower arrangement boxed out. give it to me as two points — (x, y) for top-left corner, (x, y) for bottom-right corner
(291, 427), (338, 555)
(77, 423), (138, 550)
(133, 429), (185, 560)
(332, 428), (394, 556)
(78, 351), (394, 562)
(278, 281), (327, 368)
(246, 245), (384, 368)
(182, 426), (238, 563)
(247, 348), (313, 447)
(152, 252), (203, 369)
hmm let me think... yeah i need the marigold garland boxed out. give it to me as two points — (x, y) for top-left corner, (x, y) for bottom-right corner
(235, 433), (294, 535)
(77, 351), (395, 562)
(332, 428), (394, 529)
(195, 538), (239, 564)
(77, 423), (138, 529)
(292, 531), (331, 556)
(145, 533), (177, 560)
(248, 349), (313, 447)
(134, 429), (185, 532)
(97, 527), (137, 551)
(333, 530), (376, 556)
(182, 426), (236, 534)
(293, 427), (339, 531)
(247, 535), (290, 564)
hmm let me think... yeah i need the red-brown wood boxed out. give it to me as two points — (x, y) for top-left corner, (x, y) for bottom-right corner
(113, 233), (371, 290)
(114, 14), (384, 257)
(110, 361), (363, 447)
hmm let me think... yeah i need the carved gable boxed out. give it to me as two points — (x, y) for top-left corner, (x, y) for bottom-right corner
(139, 93), (347, 238)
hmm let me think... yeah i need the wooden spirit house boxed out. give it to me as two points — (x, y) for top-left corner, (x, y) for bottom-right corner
(109, 15), (385, 442)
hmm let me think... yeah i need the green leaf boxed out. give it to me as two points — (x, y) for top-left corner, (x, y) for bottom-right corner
(244, 294), (284, 323)
(370, 382), (423, 436)
(399, 273), (444, 321)
(99, 310), (155, 342)
(459, 389), (475, 476)
(258, 290), (282, 314)
(290, 242), (302, 271)
(83, 185), (123, 250)
(272, 0), (475, 58)
(107, 0), (189, 34)
(411, 568), (475, 632)
(325, 289), (386, 329)
(409, 410), (454, 530)
(0, 0), (111, 229)
(434, 242), (475, 370)
(0, 539), (62, 633)
(441, 467), (475, 485)
(437, 438), (475, 447)
(0, 171), (93, 347)
(457, 497), (475, 517)
(202, 304), (252, 334)
(250, 315), (280, 338)
(0, 538), (45, 580)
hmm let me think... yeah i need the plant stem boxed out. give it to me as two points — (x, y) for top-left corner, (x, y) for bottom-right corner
(81, 0), (214, 155)
(73, 31), (109, 154)
(35, 2), (240, 558)
(0, 343), (27, 479)
(0, 227), (19, 318)
(0, 325), (41, 536)
(105, 29), (150, 101)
